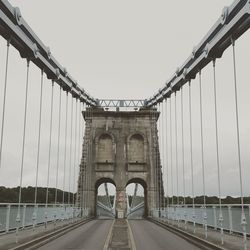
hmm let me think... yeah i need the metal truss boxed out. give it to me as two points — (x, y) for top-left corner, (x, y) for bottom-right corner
(0, 0), (97, 106)
(97, 99), (146, 108)
(145, 0), (250, 107)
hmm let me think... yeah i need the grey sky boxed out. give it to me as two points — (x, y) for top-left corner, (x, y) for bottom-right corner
(0, 0), (249, 197)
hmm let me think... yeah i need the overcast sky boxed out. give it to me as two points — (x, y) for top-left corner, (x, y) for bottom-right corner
(0, 0), (249, 197)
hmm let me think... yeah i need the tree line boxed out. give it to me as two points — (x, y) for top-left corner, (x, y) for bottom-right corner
(165, 195), (250, 205)
(0, 186), (74, 204)
(0, 186), (249, 205)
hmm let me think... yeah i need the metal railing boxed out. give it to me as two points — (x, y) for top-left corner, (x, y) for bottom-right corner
(151, 204), (250, 235)
(0, 203), (90, 234)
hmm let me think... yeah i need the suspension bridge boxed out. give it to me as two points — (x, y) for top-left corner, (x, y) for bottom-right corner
(0, 0), (250, 249)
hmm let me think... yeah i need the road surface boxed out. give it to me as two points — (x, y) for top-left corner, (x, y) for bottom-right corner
(37, 219), (202, 250)
(129, 220), (201, 250)
(37, 219), (113, 250)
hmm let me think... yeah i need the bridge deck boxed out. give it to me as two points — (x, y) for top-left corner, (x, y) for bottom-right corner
(130, 220), (200, 250)
(37, 219), (112, 250)
(0, 218), (249, 249)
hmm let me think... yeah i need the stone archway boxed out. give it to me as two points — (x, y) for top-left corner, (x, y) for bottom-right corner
(126, 178), (148, 217)
(77, 107), (163, 218)
(95, 177), (116, 217)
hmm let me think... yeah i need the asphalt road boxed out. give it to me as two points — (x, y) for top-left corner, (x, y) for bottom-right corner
(129, 220), (201, 250)
(37, 219), (202, 250)
(37, 219), (113, 250)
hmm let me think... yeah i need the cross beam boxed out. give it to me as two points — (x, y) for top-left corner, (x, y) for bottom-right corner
(97, 99), (146, 108)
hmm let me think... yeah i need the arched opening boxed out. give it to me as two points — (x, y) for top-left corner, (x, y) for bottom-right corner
(95, 178), (116, 218)
(126, 178), (148, 219)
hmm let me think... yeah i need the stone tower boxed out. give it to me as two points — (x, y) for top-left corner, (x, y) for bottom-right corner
(77, 107), (164, 218)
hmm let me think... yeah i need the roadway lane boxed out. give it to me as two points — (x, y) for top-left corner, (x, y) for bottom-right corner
(38, 219), (113, 250)
(129, 220), (201, 250)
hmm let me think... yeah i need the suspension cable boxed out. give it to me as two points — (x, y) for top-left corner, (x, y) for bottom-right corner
(78, 102), (83, 213)
(32, 69), (44, 229)
(158, 103), (162, 212)
(165, 99), (170, 219)
(68, 96), (74, 206)
(76, 101), (81, 212)
(82, 103), (86, 215)
(199, 70), (207, 237)
(161, 101), (166, 210)
(169, 98), (174, 209)
(62, 92), (69, 206)
(0, 40), (10, 170)
(45, 81), (54, 205)
(85, 105), (89, 214)
(17, 60), (30, 202)
(73, 99), (78, 208)
(180, 86), (187, 228)
(212, 59), (224, 244)
(188, 81), (196, 233)
(34, 71), (43, 207)
(90, 107), (93, 212)
(105, 182), (112, 208)
(180, 86), (186, 203)
(232, 40), (244, 209)
(16, 59), (30, 242)
(155, 105), (159, 212)
(174, 93), (179, 207)
(45, 80), (54, 228)
(174, 92), (180, 226)
(84, 104), (89, 215)
(149, 107), (154, 215)
(170, 96), (176, 223)
(152, 106), (157, 214)
(85, 105), (88, 214)
(231, 39), (247, 249)
(34, 70), (44, 205)
(55, 86), (62, 204)
(86, 105), (91, 214)
(88, 106), (93, 214)
(199, 71), (206, 206)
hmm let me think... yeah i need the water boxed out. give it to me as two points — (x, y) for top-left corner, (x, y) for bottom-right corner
(0, 204), (83, 233)
(154, 205), (250, 234)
